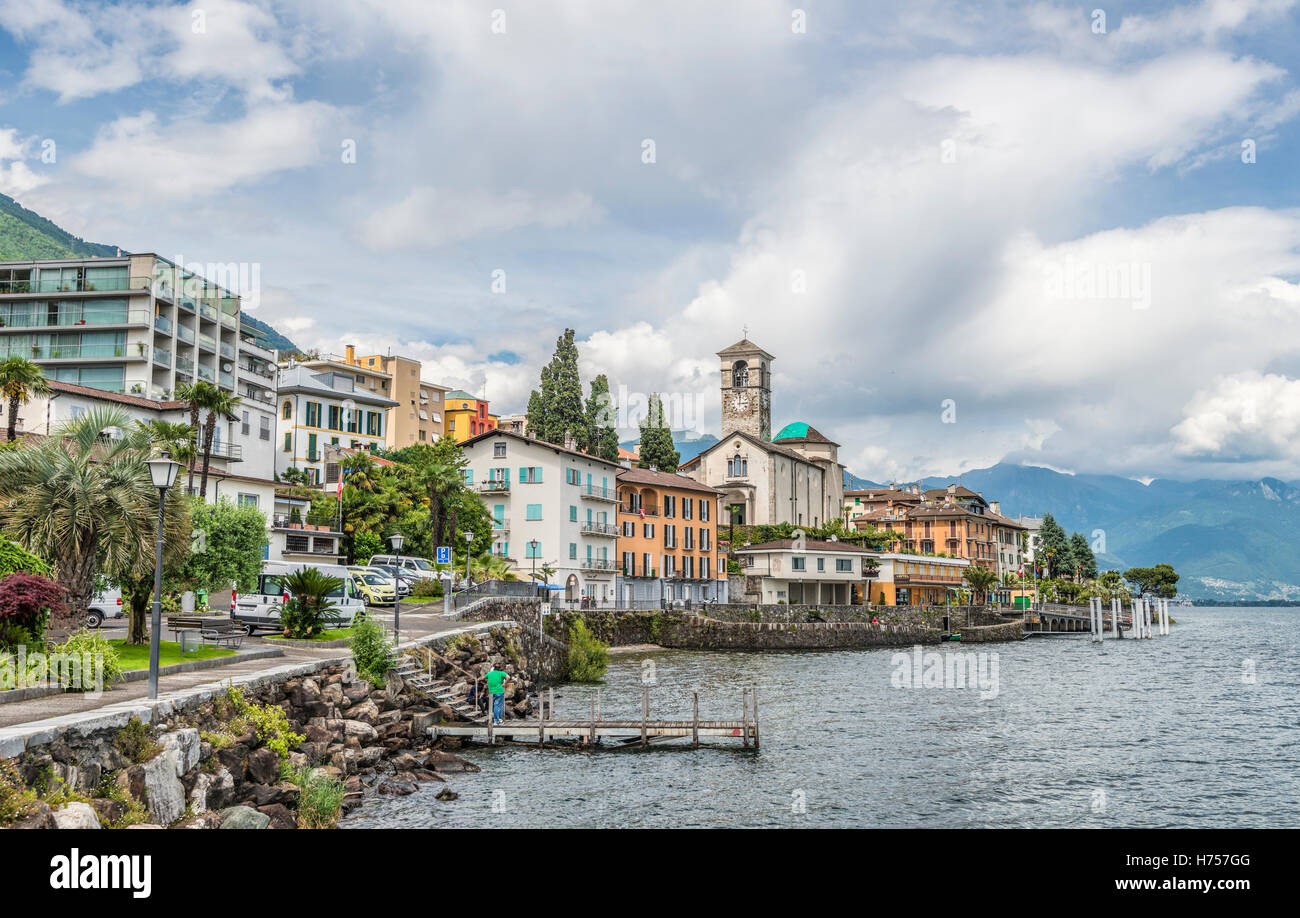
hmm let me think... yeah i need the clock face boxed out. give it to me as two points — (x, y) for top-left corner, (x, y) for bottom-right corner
(731, 391), (749, 412)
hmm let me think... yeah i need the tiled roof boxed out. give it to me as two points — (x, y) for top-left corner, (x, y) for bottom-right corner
(49, 380), (186, 411)
(736, 539), (877, 554)
(616, 467), (723, 495)
(460, 428), (621, 468)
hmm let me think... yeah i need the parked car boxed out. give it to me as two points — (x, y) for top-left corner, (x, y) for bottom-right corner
(233, 561), (366, 633)
(347, 567), (398, 606)
(367, 554), (441, 581)
(367, 564), (417, 595)
(85, 588), (124, 628)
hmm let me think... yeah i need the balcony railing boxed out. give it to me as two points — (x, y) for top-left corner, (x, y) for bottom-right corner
(176, 355), (194, 375)
(198, 334), (216, 352)
(240, 359), (275, 380)
(152, 347), (171, 367)
(199, 303), (218, 322)
(583, 484), (618, 502)
(492, 518), (510, 531)
(621, 505), (659, 516)
(580, 557), (619, 571)
(177, 295), (195, 314)
(478, 480), (510, 493)
(199, 439), (243, 461)
(154, 315), (172, 335)
(176, 325), (195, 345)
(197, 365), (215, 382)
(581, 521), (619, 537)
(29, 344), (140, 360)
(272, 512), (339, 531)
(7, 275), (153, 295)
(0, 308), (153, 330)
(220, 313), (237, 330)
(219, 342), (235, 359)
(218, 370), (234, 389)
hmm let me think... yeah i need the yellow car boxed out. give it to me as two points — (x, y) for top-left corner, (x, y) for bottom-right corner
(349, 569), (397, 606)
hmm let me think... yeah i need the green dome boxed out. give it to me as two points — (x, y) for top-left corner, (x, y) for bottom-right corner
(774, 422), (812, 440)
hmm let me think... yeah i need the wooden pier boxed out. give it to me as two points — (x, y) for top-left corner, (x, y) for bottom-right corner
(428, 686), (760, 750)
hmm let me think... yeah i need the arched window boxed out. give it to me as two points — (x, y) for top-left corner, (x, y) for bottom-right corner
(281, 400), (292, 420)
(732, 360), (748, 388)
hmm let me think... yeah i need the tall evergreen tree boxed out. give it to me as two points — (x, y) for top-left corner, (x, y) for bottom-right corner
(525, 389), (544, 439)
(637, 393), (679, 472)
(584, 374), (620, 461)
(1038, 513), (1070, 577)
(1069, 531), (1097, 579)
(536, 328), (584, 445)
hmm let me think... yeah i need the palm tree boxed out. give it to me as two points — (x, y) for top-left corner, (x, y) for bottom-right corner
(0, 356), (51, 442)
(0, 406), (191, 631)
(177, 380), (217, 490)
(136, 420), (198, 481)
(422, 458), (465, 551)
(198, 389), (242, 499)
(471, 553), (516, 582)
(962, 565), (999, 607)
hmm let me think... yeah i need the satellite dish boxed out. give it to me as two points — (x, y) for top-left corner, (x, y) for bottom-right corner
(221, 362), (234, 372)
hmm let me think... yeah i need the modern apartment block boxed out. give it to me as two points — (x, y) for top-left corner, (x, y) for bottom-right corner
(274, 363), (399, 486)
(333, 345), (449, 447)
(614, 466), (728, 605)
(461, 429), (621, 606)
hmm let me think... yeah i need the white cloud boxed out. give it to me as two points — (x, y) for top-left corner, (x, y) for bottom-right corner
(1172, 372), (1300, 460)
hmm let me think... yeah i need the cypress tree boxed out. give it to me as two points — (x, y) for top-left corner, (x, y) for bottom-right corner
(537, 329), (584, 445)
(584, 374), (620, 461)
(637, 393), (679, 472)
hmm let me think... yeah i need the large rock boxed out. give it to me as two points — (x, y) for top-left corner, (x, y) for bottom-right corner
(424, 749), (480, 773)
(346, 700), (380, 724)
(246, 747), (280, 785)
(218, 805), (269, 829)
(142, 748), (186, 825)
(257, 803), (297, 829)
(52, 802), (102, 829)
(160, 728), (201, 777)
(343, 719), (378, 742)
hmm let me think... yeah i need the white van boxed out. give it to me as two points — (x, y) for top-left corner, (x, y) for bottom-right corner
(367, 554), (441, 581)
(233, 561), (367, 634)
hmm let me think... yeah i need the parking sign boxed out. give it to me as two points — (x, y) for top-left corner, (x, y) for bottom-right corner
(436, 546), (451, 564)
(540, 603), (551, 616)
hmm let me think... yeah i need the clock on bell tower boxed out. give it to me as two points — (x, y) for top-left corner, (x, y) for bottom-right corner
(718, 337), (773, 441)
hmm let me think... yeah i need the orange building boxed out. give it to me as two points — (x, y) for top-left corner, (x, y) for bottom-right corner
(615, 467), (728, 605)
(445, 390), (498, 442)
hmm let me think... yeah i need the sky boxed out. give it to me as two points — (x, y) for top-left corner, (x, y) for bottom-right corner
(1, 0), (1299, 483)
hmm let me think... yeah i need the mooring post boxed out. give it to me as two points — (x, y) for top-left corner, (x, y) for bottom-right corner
(589, 693), (596, 748)
(741, 688), (749, 748)
(752, 685), (759, 750)
(549, 687), (555, 719)
(692, 691), (699, 750)
(597, 688), (602, 721)
(641, 685), (648, 750)
(487, 701), (494, 746)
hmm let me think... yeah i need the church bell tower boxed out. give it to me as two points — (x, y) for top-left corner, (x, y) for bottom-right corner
(718, 337), (773, 441)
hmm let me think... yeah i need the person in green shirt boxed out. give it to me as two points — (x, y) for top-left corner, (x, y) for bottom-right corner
(484, 667), (511, 724)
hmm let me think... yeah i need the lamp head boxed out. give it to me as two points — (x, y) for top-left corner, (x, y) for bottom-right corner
(147, 451), (180, 489)
(389, 532), (405, 552)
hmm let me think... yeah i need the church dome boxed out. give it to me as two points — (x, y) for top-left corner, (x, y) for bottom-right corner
(773, 421), (839, 446)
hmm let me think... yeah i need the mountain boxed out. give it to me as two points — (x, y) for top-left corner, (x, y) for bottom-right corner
(0, 193), (303, 353)
(847, 463), (1300, 601)
(619, 432), (719, 464)
(0, 193), (118, 260)
(239, 313), (302, 355)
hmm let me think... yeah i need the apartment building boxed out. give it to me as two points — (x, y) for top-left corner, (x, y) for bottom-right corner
(614, 467), (728, 605)
(733, 539), (877, 605)
(274, 364), (399, 486)
(868, 552), (971, 606)
(461, 429), (620, 606)
(332, 345), (450, 447)
(445, 390), (498, 442)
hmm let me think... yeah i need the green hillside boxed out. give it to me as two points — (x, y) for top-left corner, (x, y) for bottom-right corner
(0, 192), (119, 260)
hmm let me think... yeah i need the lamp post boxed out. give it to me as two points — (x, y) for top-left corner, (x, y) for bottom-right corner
(389, 531), (405, 647)
(464, 530), (474, 590)
(529, 539), (539, 598)
(145, 451), (179, 700)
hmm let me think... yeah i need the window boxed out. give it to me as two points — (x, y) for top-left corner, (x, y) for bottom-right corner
(570, 506), (578, 522)
(366, 411), (382, 436)
(622, 552), (634, 576)
(700, 500), (710, 521)
(664, 495), (675, 518)
(281, 400), (292, 420)
(494, 442), (507, 458)
(240, 410), (249, 436)
(700, 528), (710, 551)
(566, 468), (581, 485)
(683, 499), (692, 520)
(328, 405), (341, 430)
(569, 543), (577, 560)
(727, 455), (747, 477)
(792, 556), (806, 571)
(520, 466), (543, 483)
(283, 432), (291, 452)
(622, 521), (634, 537)
(237, 493), (258, 508)
(526, 504), (542, 521)
(643, 522), (654, 539)
(664, 525), (676, 548)
(305, 402), (321, 427)
(684, 527), (694, 550)
(732, 360), (748, 387)
(526, 541), (542, 559)
(701, 557), (711, 579)
(260, 416), (271, 441)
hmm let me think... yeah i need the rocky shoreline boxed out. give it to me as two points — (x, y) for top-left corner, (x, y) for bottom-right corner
(1, 627), (540, 829)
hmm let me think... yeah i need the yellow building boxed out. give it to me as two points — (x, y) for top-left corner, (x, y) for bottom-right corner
(445, 390), (498, 442)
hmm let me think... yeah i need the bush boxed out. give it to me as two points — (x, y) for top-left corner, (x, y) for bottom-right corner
(49, 629), (124, 690)
(277, 567), (344, 639)
(283, 765), (345, 829)
(0, 536), (51, 578)
(114, 717), (161, 765)
(409, 578), (443, 599)
(0, 758), (42, 826)
(0, 621), (34, 653)
(565, 618), (608, 683)
(349, 612), (392, 686)
(0, 572), (65, 643)
(225, 685), (303, 763)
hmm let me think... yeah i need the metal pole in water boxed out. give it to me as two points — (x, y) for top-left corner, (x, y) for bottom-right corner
(1110, 598), (1118, 639)
(741, 688), (749, 748)
(641, 685), (649, 750)
(692, 691), (699, 750)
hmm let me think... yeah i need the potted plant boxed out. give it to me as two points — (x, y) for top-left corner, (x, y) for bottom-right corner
(136, 341), (146, 356)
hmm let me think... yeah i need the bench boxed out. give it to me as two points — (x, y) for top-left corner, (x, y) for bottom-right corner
(167, 616), (249, 652)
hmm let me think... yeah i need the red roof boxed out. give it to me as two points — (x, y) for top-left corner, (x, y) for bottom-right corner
(49, 380), (186, 411)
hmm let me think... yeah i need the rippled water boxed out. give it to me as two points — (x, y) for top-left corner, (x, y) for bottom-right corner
(342, 607), (1300, 828)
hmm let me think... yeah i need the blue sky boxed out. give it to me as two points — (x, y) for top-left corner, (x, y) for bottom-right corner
(2, 0), (1300, 481)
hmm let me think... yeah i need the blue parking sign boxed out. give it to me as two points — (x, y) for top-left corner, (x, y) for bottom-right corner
(436, 546), (451, 564)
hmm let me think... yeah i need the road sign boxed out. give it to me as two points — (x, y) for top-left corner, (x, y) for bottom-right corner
(540, 603), (551, 616)
(436, 546), (451, 564)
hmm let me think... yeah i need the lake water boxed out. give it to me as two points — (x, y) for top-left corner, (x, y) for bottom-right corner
(342, 607), (1300, 828)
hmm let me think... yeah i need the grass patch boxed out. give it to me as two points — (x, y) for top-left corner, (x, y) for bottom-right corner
(283, 765), (345, 829)
(108, 639), (236, 670)
(268, 628), (355, 642)
(114, 716), (161, 764)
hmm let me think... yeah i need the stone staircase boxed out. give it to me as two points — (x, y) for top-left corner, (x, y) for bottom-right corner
(393, 660), (488, 724)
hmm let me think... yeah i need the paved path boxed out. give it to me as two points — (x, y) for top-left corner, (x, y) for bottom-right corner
(0, 603), (459, 729)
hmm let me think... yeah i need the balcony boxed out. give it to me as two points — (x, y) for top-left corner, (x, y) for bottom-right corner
(198, 333), (216, 353)
(240, 359), (275, 380)
(581, 521), (619, 537)
(0, 308), (152, 329)
(478, 479), (510, 493)
(583, 484), (618, 502)
(197, 365), (215, 383)
(199, 303), (218, 323)
(152, 347), (171, 367)
(239, 336), (276, 360)
(580, 557), (619, 572)
(220, 342), (235, 359)
(620, 504), (659, 516)
(273, 512), (340, 532)
(177, 295), (195, 314)
(491, 518), (510, 532)
(200, 439), (243, 461)
(219, 370), (234, 389)
(220, 313), (237, 330)
(154, 315), (172, 336)
(176, 355), (195, 376)
(7, 275), (152, 295)
(176, 325), (195, 345)
(30, 343), (142, 360)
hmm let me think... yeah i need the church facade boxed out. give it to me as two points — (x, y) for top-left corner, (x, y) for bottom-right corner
(679, 338), (845, 528)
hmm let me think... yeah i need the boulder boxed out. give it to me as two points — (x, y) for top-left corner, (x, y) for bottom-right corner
(160, 728), (201, 777)
(217, 744), (250, 777)
(142, 747), (186, 825)
(218, 805), (270, 829)
(390, 752), (421, 772)
(52, 801), (102, 829)
(424, 749), (480, 773)
(91, 798), (127, 826)
(343, 719), (379, 742)
(246, 747), (280, 785)
(435, 787), (459, 801)
(347, 700), (380, 724)
(257, 803), (298, 829)
(377, 778), (418, 796)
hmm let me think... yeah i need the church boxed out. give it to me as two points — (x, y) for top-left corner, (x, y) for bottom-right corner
(678, 338), (845, 528)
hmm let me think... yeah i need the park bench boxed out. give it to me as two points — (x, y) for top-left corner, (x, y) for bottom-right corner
(167, 616), (249, 653)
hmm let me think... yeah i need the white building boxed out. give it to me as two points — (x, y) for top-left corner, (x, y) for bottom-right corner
(461, 429), (622, 606)
(274, 364), (399, 486)
(733, 539), (878, 605)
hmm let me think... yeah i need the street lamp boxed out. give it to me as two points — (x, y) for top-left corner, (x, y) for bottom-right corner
(464, 530), (474, 590)
(145, 451), (179, 700)
(529, 539), (539, 598)
(389, 531), (404, 647)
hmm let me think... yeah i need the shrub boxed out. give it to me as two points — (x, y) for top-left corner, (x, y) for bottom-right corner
(225, 685), (303, 763)
(0, 572), (65, 643)
(277, 567), (344, 639)
(409, 578), (443, 599)
(444, 632), (479, 653)
(114, 717), (161, 764)
(283, 765), (345, 828)
(0, 621), (34, 653)
(565, 618), (608, 683)
(349, 612), (392, 686)
(0, 536), (51, 578)
(48, 628), (124, 690)
(0, 759), (42, 826)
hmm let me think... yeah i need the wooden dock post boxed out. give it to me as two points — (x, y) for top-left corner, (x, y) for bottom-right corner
(589, 693), (596, 748)
(549, 688), (555, 719)
(641, 685), (648, 750)
(597, 688), (602, 722)
(692, 692), (699, 750)
(487, 702), (494, 746)
(741, 688), (749, 748)
(752, 686), (759, 751)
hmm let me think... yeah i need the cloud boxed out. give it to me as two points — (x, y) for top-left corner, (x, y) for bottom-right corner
(1172, 372), (1300, 461)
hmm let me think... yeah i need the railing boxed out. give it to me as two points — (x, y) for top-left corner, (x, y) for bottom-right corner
(197, 365), (214, 382)
(199, 303), (218, 322)
(581, 521), (619, 536)
(154, 315), (172, 335)
(152, 347), (171, 367)
(583, 484), (618, 501)
(220, 313), (237, 330)
(198, 333), (216, 352)
(28, 343), (138, 360)
(272, 512), (339, 530)
(219, 342), (235, 359)
(16, 275), (152, 294)
(177, 295), (195, 313)
(580, 558), (619, 571)
(201, 439), (243, 461)
(491, 518), (510, 531)
(218, 370), (234, 389)
(0, 308), (152, 329)
(176, 355), (194, 375)
(176, 325), (195, 345)
(478, 480), (510, 493)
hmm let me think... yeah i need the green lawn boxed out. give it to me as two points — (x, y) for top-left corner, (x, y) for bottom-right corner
(109, 639), (237, 670)
(269, 628), (355, 642)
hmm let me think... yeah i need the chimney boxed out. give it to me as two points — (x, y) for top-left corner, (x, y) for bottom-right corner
(345, 344), (356, 364)
(990, 500), (1001, 515)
